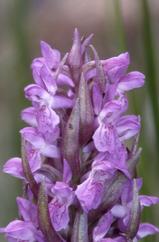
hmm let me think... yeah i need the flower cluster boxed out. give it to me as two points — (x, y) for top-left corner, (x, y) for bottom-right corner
(1, 29), (159, 242)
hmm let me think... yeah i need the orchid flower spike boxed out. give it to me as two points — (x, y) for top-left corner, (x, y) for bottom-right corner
(1, 29), (159, 242)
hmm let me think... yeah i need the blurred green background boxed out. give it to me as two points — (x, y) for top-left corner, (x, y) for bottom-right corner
(0, 0), (159, 241)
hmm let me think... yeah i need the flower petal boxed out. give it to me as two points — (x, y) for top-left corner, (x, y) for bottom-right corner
(3, 157), (24, 180)
(16, 197), (38, 226)
(41, 143), (60, 159)
(49, 182), (74, 231)
(139, 195), (159, 207)
(25, 84), (53, 107)
(20, 127), (44, 150)
(20, 127), (60, 158)
(98, 96), (128, 124)
(52, 95), (74, 109)
(40, 41), (61, 69)
(111, 204), (127, 218)
(0, 220), (37, 241)
(25, 143), (42, 173)
(36, 105), (60, 143)
(93, 211), (114, 242)
(75, 163), (114, 212)
(93, 124), (118, 153)
(136, 223), (159, 239)
(116, 115), (140, 141)
(40, 65), (57, 95)
(31, 57), (45, 87)
(118, 71), (145, 93)
(104, 52), (130, 83)
(21, 107), (37, 127)
(57, 73), (74, 87)
(100, 237), (126, 242)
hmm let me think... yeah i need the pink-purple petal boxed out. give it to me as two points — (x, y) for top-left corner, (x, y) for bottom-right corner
(3, 157), (24, 180)
(139, 195), (159, 207)
(21, 107), (37, 127)
(51, 95), (74, 109)
(16, 197), (38, 226)
(75, 163), (115, 212)
(20, 127), (60, 158)
(25, 84), (53, 107)
(40, 65), (57, 95)
(111, 204), (127, 218)
(117, 115), (140, 141)
(41, 143), (60, 158)
(40, 41), (61, 69)
(0, 220), (37, 241)
(136, 223), (159, 239)
(93, 211), (114, 242)
(93, 125), (118, 153)
(57, 73), (75, 87)
(117, 71), (145, 93)
(31, 57), (45, 87)
(49, 182), (74, 231)
(36, 105), (60, 143)
(104, 52), (130, 83)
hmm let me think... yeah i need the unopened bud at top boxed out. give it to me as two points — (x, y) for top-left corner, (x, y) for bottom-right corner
(68, 28), (82, 83)
(68, 28), (81, 68)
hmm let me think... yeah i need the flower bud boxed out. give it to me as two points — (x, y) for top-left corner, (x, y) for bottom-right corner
(68, 28), (82, 83)
(81, 33), (94, 55)
(78, 72), (94, 145)
(63, 98), (80, 176)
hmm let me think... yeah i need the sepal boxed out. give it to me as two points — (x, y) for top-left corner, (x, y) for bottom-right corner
(38, 182), (62, 242)
(71, 211), (89, 242)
